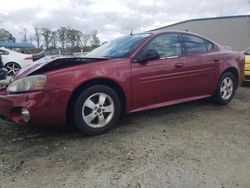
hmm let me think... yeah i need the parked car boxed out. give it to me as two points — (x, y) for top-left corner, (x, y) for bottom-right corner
(32, 50), (74, 62)
(0, 55), (7, 80)
(243, 48), (250, 81)
(0, 31), (245, 135)
(0, 68), (7, 80)
(32, 51), (46, 62)
(0, 47), (33, 76)
(0, 54), (3, 68)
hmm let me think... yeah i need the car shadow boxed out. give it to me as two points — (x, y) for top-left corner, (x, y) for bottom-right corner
(241, 81), (250, 87)
(0, 97), (215, 141)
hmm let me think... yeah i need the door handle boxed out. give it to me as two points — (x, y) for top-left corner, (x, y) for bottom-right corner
(213, 57), (220, 62)
(175, 63), (184, 68)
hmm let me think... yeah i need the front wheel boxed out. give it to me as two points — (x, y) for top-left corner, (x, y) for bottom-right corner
(214, 72), (236, 105)
(73, 85), (121, 135)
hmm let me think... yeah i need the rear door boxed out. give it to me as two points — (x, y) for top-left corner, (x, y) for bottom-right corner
(181, 34), (220, 98)
(131, 33), (187, 109)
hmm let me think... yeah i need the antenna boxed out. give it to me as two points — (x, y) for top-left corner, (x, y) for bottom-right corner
(130, 29), (133, 36)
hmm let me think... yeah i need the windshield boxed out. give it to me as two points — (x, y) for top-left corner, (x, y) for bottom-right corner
(86, 34), (151, 58)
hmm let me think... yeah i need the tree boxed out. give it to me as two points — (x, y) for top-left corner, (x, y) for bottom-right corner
(29, 35), (33, 43)
(75, 30), (83, 47)
(81, 33), (90, 47)
(21, 28), (28, 43)
(51, 31), (57, 48)
(33, 27), (42, 49)
(57, 27), (67, 49)
(90, 30), (100, 47)
(41, 27), (52, 49)
(66, 27), (77, 48)
(0, 28), (16, 42)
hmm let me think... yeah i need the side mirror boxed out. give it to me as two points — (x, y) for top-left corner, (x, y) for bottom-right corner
(134, 49), (160, 63)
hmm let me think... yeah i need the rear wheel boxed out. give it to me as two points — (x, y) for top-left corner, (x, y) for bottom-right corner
(73, 85), (121, 135)
(4, 62), (21, 76)
(214, 72), (236, 105)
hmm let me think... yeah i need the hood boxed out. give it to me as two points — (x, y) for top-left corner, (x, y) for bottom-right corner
(12, 56), (109, 81)
(13, 56), (57, 80)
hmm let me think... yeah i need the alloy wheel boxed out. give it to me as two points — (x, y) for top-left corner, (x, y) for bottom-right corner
(82, 92), (115, 128)
(220, 77), (234, 100)
(5, 63), (20, 75)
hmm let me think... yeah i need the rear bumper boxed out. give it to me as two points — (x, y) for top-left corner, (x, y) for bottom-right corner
(0, 89), (71, 127)
(245, 70), (250, 81)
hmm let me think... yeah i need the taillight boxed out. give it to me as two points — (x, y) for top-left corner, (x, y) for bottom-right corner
(24, 56), (33, 60)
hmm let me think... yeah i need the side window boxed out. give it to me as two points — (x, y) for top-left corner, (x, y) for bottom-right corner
(205, 40), (213, 51)
(246, 48), (250, 55)
(141, 34), (182, 59)
(0, 50), (9, 55)
(182, 34), (207, 55)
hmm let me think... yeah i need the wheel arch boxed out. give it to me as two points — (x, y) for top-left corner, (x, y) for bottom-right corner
(66, 78), (127, 125)
(4, 62), (21, 75)
(222, 67), (239, 88)
(4, 61), (20, 66)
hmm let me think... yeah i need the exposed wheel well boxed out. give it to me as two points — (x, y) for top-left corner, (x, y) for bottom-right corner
(5, 62), (20, 66)
(222, 67), (239, 88)
(66, 78), (126, 125)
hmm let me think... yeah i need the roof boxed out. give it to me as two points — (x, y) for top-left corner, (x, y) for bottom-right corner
(151, 14), (250, 31)
(0, 42), (35, 48)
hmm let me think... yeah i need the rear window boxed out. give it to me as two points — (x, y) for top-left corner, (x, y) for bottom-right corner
(182, 34), (208, 55)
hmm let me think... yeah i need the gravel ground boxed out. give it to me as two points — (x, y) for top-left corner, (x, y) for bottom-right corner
(0, 85), (250, 188)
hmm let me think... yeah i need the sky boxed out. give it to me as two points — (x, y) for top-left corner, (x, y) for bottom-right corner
(0, 0), (249, 42)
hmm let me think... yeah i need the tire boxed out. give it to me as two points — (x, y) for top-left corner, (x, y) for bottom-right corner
(214, 72), (236, 105)
(73, 85), (121, 135)
(4, 62), (21, 76)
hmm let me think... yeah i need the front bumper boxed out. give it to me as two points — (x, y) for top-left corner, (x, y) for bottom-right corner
(0, 114), (16, 126)
(0, 88), (71, 127)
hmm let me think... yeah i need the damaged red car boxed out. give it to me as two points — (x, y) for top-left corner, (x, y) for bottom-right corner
(0, 31), (245, 135)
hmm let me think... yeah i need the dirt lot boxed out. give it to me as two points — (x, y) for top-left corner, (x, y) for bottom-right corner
(0, 85), (250, 188)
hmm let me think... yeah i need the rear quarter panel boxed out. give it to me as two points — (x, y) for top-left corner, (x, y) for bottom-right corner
(219, 51), (245, 86)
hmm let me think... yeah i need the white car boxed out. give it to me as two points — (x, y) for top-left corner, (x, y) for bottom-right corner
(0, 47), (33, 75)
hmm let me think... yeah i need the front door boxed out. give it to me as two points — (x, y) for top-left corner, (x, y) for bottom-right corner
(131, 33), (187, 110)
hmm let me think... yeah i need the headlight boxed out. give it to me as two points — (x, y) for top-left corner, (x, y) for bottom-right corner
(7, 75), (47, 94)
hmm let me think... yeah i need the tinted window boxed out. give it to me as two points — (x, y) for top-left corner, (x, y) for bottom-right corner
(245, 48), (250, 55)
(182, 34), (207, 55)
(141, 34), (182, 59)
(0, 50), (9, 55)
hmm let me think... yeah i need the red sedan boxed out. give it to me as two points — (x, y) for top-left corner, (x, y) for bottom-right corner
(0, 31), (245, 135)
